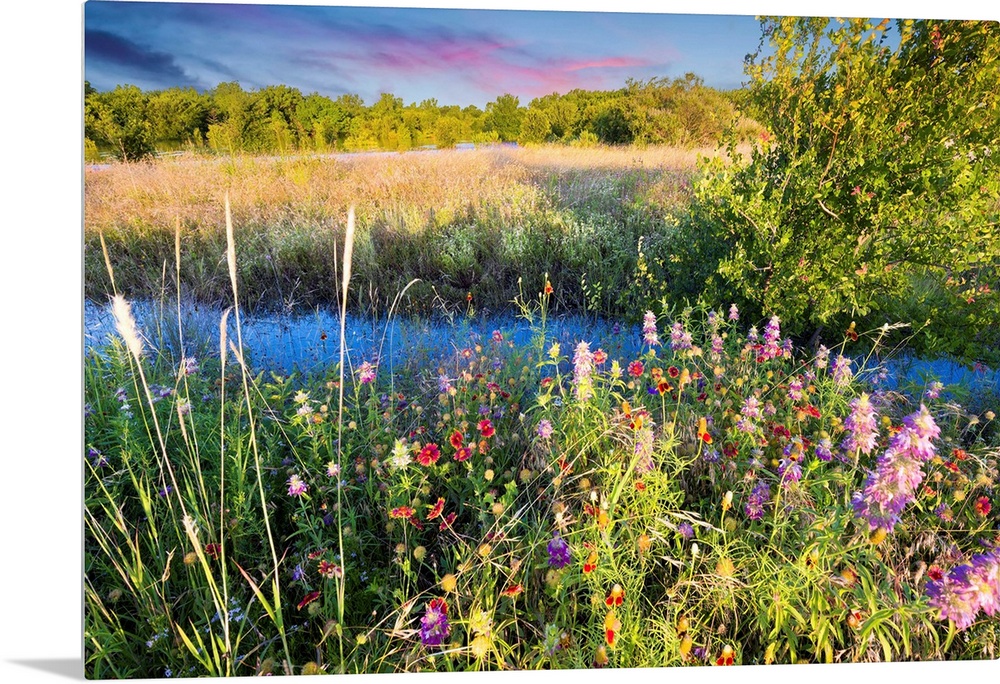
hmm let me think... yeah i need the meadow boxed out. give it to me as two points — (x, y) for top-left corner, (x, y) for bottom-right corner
(83, 144), (999, 678)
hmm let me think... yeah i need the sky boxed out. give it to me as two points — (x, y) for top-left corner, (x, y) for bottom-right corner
(84, 1), (769, 106)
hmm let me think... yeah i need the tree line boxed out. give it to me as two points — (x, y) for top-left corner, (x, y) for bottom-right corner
(84, 74), (756, 161)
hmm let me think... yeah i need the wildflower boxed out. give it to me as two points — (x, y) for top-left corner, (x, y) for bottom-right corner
(573, 341), (595, 401)
(679, 634), (693, 659)
(547, 532), (571, 569)
(741, 395), (762, 420)
(716, 644), (735, 666)
(787, 377), (803, 402)
(537, 419), (554, 440)
(583, 548), (599, 573)
(326, 461), (341, 478)
(453, 446), (471, 462)
(778, 458), (802, 484)
(832, 355), (853, 387)
(544, 280), (554, 295)
(605, 584), (625, 607)
(88, 447), (109, 468)
(427, 497), (445, 520)
(697, 416), (713, 444)
(287, 475), (308, 497)
(604, 610), (621, 647)
(974, 496), (992, 517)
(969, 550), (1000, 616)
(815, 437), (833, 462)
(628, 360), (644, 377)
(491, 330), (503, 344)
(417, 443), (441, 466)
(438, 374), (453, 394)
(419, 598), (451, 646)
(926, 381), (944, 400)
(745, 481), (770, 521)
(390, 440), (411, 468)
(842, 394), (879, 455)
(501, 584), (523, 598)
(670, 321), (693, 351)
(440, 574), (457, 593)
(815, 345), (830, 370)
(678, 522), (695, 539)
(594, 644), (610, 667)
(711, 334), (725, 359)
(642, 311), (660, 347)
(925, 564), (981, 630)
(729, 303), (739, 320)
(389, 505), (415, 519)
(638, 533), (652, 554)
(413, 546), (427, 561)
(593, 348), (607, 364)
(318, 560), (343, 579)
(297, 591), (321, 611)
(477, 419), (495, 438)
(758, 315), (781, 360)
(449, 430), (464, 449)
(439, 512), (457, 531)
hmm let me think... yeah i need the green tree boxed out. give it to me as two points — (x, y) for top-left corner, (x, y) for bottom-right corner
(483, 94), (524, 142)
(519, 107), (551, 144)
(695, 18), (1000, 360)
(84, 85), (156, 161)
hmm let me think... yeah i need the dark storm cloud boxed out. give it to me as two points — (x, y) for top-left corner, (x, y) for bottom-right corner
(85, 29), (203, 89)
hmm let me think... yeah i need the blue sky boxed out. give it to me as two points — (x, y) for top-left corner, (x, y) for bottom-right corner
(84, 1), (768, 106)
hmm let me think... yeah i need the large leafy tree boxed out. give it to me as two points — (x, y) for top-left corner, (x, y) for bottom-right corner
(696, 18), (1000, 359)
(84, 84), (156, 161)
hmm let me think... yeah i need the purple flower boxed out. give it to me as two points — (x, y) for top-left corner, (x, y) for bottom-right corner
(182, 356), (199, 376)
(547, 533), (571, 569)
(537, 419), (554, 440)
(728, 304), (739, 321)
(925, 381), (944, 400)
(969, 550), (1000, 617)
(642, 311), (661, 347)
(778, 458), (802, 485)
(287, 474), (308, 497)
(745, 481), (771, 520)
(815, 437), (833, 462)
(842, 393), (879, 456)
(670, 321), (693, 351)
(831, 355), (853, 387)
(419, 598), (451, 646)
(572, 341), (595, 402)
(438, 374), (453, 394)
(787, 377), (803, 402)
(711, 334), (724, 359)
(678, 522), (695, 539)
(88, 447), (109, 468)
(741, 396), (762, 420)
(926, 564), (981, 630)
(291, 564), (305, 582)
(758, 315), (781, 360)
(815, 345), (830, 370)
(357, 361), (376, 384)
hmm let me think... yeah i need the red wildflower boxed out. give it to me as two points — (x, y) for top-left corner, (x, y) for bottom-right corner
(408, 515), (425, 531)
(628, 361), (644, 377)
(605, 584), (625, 607)
(716, 644), (735, 666)
(667, 366), (680, 378)
(297, 591), (321, 611)
(952, 448), (968, 461)
(427, 497), (446, 520)
(928, 565), (944, 581)
(449, 430), (464, 449)
(635, 480), (646, 492)
(544, 281), (554, 295)
(478, 419), (495, 438)
(805, 405), (822, 419)
(501, 584), (524, 597)
(541, 377), (554, 387)
(204, 543), (221, 560)
(439, 511), (457, 531)
(307, 548), (327, 560)
(974, 496), (992, 517)
(389, 506), (415, 519)
(604, 611), (621, 647)
(593, 349), (608, 365)
(318, 560), (342, 578)
(583, 548), (599, 574)
(454, 446), (472, 462)
(417, 443), (441, 466)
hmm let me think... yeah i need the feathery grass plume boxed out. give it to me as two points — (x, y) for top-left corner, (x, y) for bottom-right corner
(99, 231), (117, 294)
(111, 294), (144, 361)
(225, 193), (238, 299)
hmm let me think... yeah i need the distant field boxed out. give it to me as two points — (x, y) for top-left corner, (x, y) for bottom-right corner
(84, 145), (730, 317)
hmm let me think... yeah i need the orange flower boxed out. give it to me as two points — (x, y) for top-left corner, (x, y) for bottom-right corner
(583, 549), (599, 574)
(597, 510), (609, 530)
(634, 480), (646, 492)
(637, 533), (651, 554)
(389, 506), (415, 519)
(605, 584), (625, 607)
(544, 281), (554, 295)
(676, 616), (689, 634)
(453, 446), (471, 462)
(593, 349), (607, 365)
(716, 644), (735, 666)
(426, 497), (445, 520)
(847, 608), (864, 630)
(449, 430), (464, 449)
(501, 583), (524, 598)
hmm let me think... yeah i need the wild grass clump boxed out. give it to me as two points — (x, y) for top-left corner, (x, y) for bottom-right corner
(85, 209), (1000, 675)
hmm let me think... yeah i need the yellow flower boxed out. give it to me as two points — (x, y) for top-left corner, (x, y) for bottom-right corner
(716, 557), (735, 577)
(869, 527), (888, 545)
(679, 634), (693, 659)
(722, 490), (733, 512)
(440, 574), (457, 593)
(478, 543), (492, 557)
(471, 634), (491, 659)
(413, 546), (427, 561)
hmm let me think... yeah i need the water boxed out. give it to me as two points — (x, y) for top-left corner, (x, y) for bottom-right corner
(83, 300), (999, 395)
